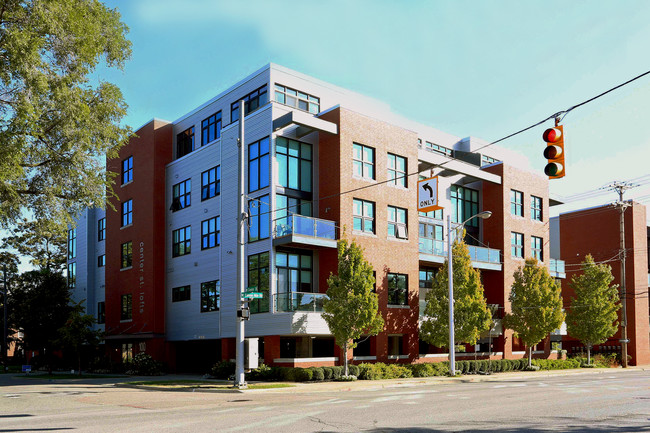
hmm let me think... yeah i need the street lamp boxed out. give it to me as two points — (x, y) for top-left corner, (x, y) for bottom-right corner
(448, 211), (492, 376)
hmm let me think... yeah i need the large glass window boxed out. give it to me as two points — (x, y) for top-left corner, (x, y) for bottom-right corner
(248, 252), (270, 314)
(388, 206), (407, 239)
(425, 141), (452, 156)
(200, 280), (219, 312)
(353, 199), (375, 234)
(67, 228), (76, 259)
(531, 236), (543, 261)
(249, 137), (270, 192)
(97, 302), (105, 324)
(201, 216), (220, 249)
(419, 268), (437, 289)
(231, 85), (268, 122)
(276, 137), (311, 192)
(248, 195), (270, 242)
(176, 127), (195, 158)
(387, 153), (407, 188)
(531, 195), (543, 221)
(511, 232), (524, 258)
(353, 143), (375, 180)
(122, 156), (133, 184)
(121, 294), (132, 320)
(67, 262), (76, 290)
(274, 84), (320, 114)
(201, 166), (220, 200)
(172, 285), (191, 302)
(201, 111), (222, 145)
(276, 251), (313, 296)
(121, 241), (132, 268)
(172, 226), (191, 257)
(122, 199), (132, 226)
(451, 185), (479, 226)
(97, 254), (105, 267)
(388, 273), (408, 306)
(419, 222), (444, 255)
(275, 194), (311, 236)
(98, 218), (106, 241)
(510, 190), (523, 217)
(171, 179), (191, 211)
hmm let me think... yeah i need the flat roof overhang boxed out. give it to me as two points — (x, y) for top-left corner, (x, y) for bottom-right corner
(419, 254), (502, 271)
(273, 234), (337, 249)
(418, 150), (502, 185)
(273, 110), (338, 138)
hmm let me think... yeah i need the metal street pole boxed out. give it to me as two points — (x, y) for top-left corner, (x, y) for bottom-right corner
(3, 265), (7, 368)
(235, 100), (246, 388)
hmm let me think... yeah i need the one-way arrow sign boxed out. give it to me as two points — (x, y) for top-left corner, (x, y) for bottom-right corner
(418, 176), (443, 213)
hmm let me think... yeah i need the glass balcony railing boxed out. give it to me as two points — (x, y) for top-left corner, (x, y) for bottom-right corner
(273, 215), (337, 240)
(274, 292), (328, 313)
(419, 239), (500, 264)
(550, 258), (566, 274)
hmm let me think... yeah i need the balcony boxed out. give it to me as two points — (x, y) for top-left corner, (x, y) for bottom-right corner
(419, 239), (502, 271)
(274, 292), (329, 313)
(550, 258), (566, 279)
(273, 215), (337, 249)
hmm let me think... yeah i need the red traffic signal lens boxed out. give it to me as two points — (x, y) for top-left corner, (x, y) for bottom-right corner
(543, 145), (563, 159)
(543, 128), (562, 143)
(544, 162), (564, 177)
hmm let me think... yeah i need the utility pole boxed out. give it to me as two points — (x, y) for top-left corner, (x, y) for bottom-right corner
(605, 181), (637, 368)
(235, 100), (247, 388)
(3, 264), (7, 369)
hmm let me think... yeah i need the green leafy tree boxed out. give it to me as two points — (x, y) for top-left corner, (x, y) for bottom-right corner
(2, 218), (66, 271)
(420, 238), (492, 352)
(57, 301), (103, 375)
(0, 0), (132, 227)
(323, 239), (384, 376)
(566, 254), (620, 365)
(503, 258), (565, 367)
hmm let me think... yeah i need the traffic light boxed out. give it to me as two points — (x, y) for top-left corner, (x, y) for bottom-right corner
(543, 125), (565, 179)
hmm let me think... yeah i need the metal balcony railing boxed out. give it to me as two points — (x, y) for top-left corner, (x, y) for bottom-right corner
(274, 292), (329, 313)
(418, 239), (500, 264)
(273, 215), (337, 240)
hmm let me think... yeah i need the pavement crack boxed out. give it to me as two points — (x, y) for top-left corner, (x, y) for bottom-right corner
(308, 415), (354, 430)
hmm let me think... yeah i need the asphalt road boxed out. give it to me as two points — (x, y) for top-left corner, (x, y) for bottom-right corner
(1, 369), (649, 432)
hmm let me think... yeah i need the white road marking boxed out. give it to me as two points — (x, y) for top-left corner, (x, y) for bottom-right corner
(4, 394), (20, 398)
(250, 406), (273, 412)
(354, 405), (371, 409)
(221, 411), (324, 432)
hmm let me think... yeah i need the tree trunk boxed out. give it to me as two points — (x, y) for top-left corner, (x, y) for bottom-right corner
(587, 345), (591, 365)
(343, 342), (349, 377)
(528, 346), (532, 368)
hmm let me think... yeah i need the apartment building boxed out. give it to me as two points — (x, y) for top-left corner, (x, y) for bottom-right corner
(68, 64), (573, 372)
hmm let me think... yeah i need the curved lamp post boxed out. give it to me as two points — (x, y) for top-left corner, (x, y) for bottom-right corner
(448, 210), (492, 376)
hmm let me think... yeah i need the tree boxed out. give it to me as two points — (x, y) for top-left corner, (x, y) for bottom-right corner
(2, 218), (67, 271)
(0, 0), (132, 227)
(566, 255), (620, 365)
(503, 258), (565, 367)
(9, 270), (72, 373)
(420, 238), (492, 352)
(323, 239), (384, 376)
(57, 301), (102, 375)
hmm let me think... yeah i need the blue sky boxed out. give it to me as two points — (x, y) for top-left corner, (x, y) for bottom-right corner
(100, 0), (650, 218)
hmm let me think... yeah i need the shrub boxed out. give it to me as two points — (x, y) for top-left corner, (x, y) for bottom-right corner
(331, 366), (343, 380)
(532, 358), (582, 370)
(279, 367), (295, 382)
(248, 363), (275, 381)
(348, 365), (360, 377)
(293, 367), (313, 382)
(310, 367), (325, 381)
(336, 375), (358, 381)
(130, 353), (163, 376)
(210, 360), (235, 379)
(322, 367), (333, 380)
(410, 363), (435, 377)
(358, 363), (382, 380)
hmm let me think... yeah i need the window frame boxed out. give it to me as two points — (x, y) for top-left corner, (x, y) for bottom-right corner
(275, 136), (311, 192)
(201, 111), (222, 145)
(201, 216), (220, 250)
(248, 195), (270, 242)
(97, 301), (105, 324)
(387, 205), (408, 239)
(120, 294), (132, 320)
(510, 190), (523, 217)
(531, 195), (543, 221)
(531, 235), (543, 261)
(121, 241), (132, 268)
(98, 218), (106, 241)
(67, 262), (76, 290)
(275, 251), (313, 295)
(67, 228), (76, 259)
(121, 199), (133, 227)
(387, 273), (408, 306)
(248, 137), (270, 193)
(172, 285), (191, 302)
(451, 185), (479, 226)
(97, 254), (106, 268)
(172, 226), (191, 257)
(230, 84), (268, 122)
(248, 252), (270, 314)
(200, 280), (220, 312)
(511, 232), (524, 258)
(201, 166), (220, 201)
(274, 84), (320, 114)
(353, 198), (375, 234)
(176, 126), (195, 158)
(352, 143), (375, 180)
(172, 179), (191, 211)
(122, 156), (133, 184)
(387, 153), (407, 188)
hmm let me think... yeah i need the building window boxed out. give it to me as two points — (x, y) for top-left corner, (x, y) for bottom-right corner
(201, 111), (222, 145)
(419, 268), (437, 289)
(481, 154), (499, 166)
(388, 335), (404, 356)
(121, 294), (132, 320)
(201, 216), (220, 249)
(531, 195), (543, 221)
(249, 137), (270, 192)
(122, 156), (133, 184)
(201, 166), (220, 200)
(387, 273), (408, 306)
(177, 126), (195, 158)
(67, 228), (76, 259)
(122, 199), (132, 226)
(98, 254), (105, 268)
(97, 302), (105, 324)
(172, 226), (191, 257)
(510, 190), (523, 217)
(531, 236), (543, 261)
(276, 251), (313, 309)
(511, 232), (524, 258)
(248, 252), (270, 313)
(172, 285), (191, 302)
(419, 222), (444, 255)
(122, 343), (133, 361)
(274, 84), (320, 114)
(67, 262), (76, 290)
(450, 185), (479, 226)
(121, 241), (132, 268)
(387, 153), (407, 188)
(276, 137), (311, 192)
(248, 195), (270, 242)
(98, 218), (106, 241)
(352, 143), (375, 180)
(425, 141), (452, 157)
(171, 179), (191, 211)
(353, 199), (375, 234)
(231, 84), (268, 122)
(388, 206), (408, 239)
(200, 280), (220, 312)
(275, 195), (312, 236)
